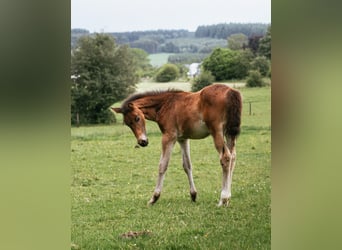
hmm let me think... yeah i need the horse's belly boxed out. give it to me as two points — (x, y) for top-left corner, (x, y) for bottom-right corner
(188, 120), (210, 139)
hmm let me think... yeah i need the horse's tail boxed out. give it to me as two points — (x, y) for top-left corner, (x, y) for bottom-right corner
(225, 88), (242, 137)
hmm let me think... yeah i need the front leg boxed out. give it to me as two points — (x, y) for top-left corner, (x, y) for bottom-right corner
(148, 135), (175, 205)
(178, 139), (197, 202)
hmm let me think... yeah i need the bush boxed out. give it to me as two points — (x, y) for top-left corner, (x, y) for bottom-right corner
(250, 56), (270, 77)
(191, 71), (215, 92)
(246, 70), (265, 87)
(155, 63), (179, 82)
(202, 48), (251, 81)
(268, 64), (271, 78)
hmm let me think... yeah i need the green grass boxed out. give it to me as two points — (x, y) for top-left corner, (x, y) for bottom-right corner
(136, 80), (191, 93)
(148, 53), (174, 67)
(71, 87), (271, 249)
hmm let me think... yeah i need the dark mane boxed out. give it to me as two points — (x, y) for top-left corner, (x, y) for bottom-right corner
(121, 88), (184, 113)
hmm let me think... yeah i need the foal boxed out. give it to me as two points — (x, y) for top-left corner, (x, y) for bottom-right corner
(112, 84), (242, 206)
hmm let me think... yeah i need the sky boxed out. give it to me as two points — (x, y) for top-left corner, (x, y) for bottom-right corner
(71, 0), (271, 33)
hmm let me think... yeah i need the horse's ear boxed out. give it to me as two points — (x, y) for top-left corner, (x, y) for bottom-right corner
(111, 107), (122, 113)
(127, 102), (134, 110)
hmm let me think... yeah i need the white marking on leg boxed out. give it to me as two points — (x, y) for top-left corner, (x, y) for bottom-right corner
(219, 137), (237, 207)
(179, 139), (197, 201)
(218, 145), (232, 207)
(149, 139), (175, 205)
(227, 150), (236, 200)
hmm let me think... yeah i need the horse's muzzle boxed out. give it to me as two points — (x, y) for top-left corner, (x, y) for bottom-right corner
(138, 139), (149, 147)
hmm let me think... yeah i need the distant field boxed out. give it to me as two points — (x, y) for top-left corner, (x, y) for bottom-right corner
(136, 81), (246, 93)
(71, 86), (271, 249)
(148, 53), (174, 67)
(136, 80), (191, 92)
(168, 37), (226, 48)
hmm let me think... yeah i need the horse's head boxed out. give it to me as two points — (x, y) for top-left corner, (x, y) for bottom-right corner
(112, 103), (148, 147)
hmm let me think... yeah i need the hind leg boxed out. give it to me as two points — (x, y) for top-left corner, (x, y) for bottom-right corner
(212, 130), (232, 206)
(223, 136), (237, 206)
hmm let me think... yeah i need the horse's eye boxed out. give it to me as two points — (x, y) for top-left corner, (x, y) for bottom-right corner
(135, 116), (140, 122)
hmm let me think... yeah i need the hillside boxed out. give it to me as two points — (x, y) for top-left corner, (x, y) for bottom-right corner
(71, 23), (269, 55)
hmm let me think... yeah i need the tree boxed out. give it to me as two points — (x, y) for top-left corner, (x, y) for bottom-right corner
(250, 56), (270, 77)
(202, 48), (251, 80)
(159, 42), (180, 53)
(258, 25), (271, 59)
(71, 33), (139, 125)
(195, 23), (269, 39)
(246, 35), (263, 54)
(246, 70), (265, 87)
(129, 48), (153, 78)
(155, 64), (179, 82)
(227, 33), (248, 50)
(130, 39), (159, 53)
(191, 71), (215, 92)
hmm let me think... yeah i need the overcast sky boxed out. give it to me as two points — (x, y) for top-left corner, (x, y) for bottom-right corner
(71, 0), (271, 33)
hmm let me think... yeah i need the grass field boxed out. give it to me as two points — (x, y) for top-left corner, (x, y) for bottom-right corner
(148, 53), (174, 67)
(136, 80), (191, 93)
(135, 80), (247, 94)
(71, 86), (271, 249)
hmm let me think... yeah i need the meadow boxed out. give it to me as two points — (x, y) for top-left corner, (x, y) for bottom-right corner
(71, 85), (271, 249)
(148, 53), (174, 67)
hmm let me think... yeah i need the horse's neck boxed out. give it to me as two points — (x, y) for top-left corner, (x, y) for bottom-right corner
(135, 94), (169, 121)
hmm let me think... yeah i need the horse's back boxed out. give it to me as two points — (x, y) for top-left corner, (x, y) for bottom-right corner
(199, 84), (232, 109)
(198, 84), (242, 136)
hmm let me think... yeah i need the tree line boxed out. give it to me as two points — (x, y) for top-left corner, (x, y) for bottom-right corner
(110, 29), (190, 43)
(195, 23), (269, 39)
(71, 23), (268, 54)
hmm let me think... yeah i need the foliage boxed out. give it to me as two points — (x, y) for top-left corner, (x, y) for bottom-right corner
(202, 48), (252, 80)
(71, 33), (139, 125)
(130, 39), (159, 54)
(258, 25), (271, 59)
(191, 71), (215, 92)
(227, 33), (248, 50)
(71, 24), (269, 56)
(246, 70), (265, 87)
(71, 25), (265, 55)
(159, 42), (180, 53)
(268, 64), (271, 78)
(130, 48), (153, 78)
(155, 64), (180, 82)
(250, 56), (270, 77)
(111, 29), (191, 54)
(175, 63), (189, 79)
(236, 49), (255, 78)
(71, 29), (90, 49)
(110, 29), (190, 43)
(71, 87), (271, 250)
(125, 36), (226, 55)
(195, 23), (269, 39)
(246, 35), (263, 54)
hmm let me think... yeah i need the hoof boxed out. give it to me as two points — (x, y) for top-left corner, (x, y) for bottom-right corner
(148, 194), (160, 205)
(218, 198), (230, 207)
(190, 191), (197, 202)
